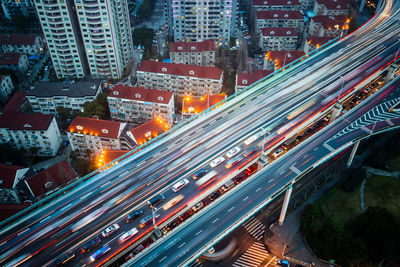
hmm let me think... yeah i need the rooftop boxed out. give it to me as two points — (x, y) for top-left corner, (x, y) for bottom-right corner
(138, 60), (223, 80)
(237, 70), (273, 87)
(261, 27), (297, 36)
(182, 94), (227, 114)
(25, 161), (77, 198)
(102, 150), (131, 165)
(265, 51), (306, 68)
(27, 80), (101, 98)
(0, 112), (54, 131)
(127, 119), (167, 146)
(68, 116), (125, 139)
(253, 0), (301, 6)
(0, 34), (39, 46)
(257, 10), (303, 20)
(316, 0), (350, 10)
(0, 53), (22, 65)
(0, 164), (29, 189)
(170, 40), (215, 53)
(0, 202), (32, 221)
(108, 85), (173, 104)
(2, 92), (26, 114)
(311, 15), (348, 29)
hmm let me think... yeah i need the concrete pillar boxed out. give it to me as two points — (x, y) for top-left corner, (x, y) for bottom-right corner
(385, 63), (399, 83)
(359, 0), (366, 13)
(329, 101), (343, 123)
(257, 152), (269, 169)
(347, 141), (360, 168)
(278, 183), (293, 226)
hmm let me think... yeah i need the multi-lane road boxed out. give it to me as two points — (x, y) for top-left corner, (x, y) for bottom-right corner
(1, 0), (400, 265)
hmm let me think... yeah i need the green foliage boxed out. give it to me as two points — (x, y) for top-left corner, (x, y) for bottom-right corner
(133, 26), (154, 54)
(0, 143), (27, 166)
(56, 106), (72, 121)
(70, 157), (96, 177)
(230, 36), (237, 48)
(340, 168), (365, 192)
(81, 92), (110, 120)
(137, 0), (155, 19)
(348, 17), (358, 34)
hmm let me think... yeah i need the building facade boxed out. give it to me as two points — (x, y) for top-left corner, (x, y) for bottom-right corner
(0, 75), (14, 103)
(0, 34), (44, 56)
(259, 27), (298, 51)
(67, 116), (132, 159)
(256, 11), (304, 34)
(1, 0), (36, 19)
(137, 60), (223, 97)
(252, 0), (302, 11)
(263, 50), (305, 70)
(26, 80), (102, 114)
(108, 85), (174, 126)
(313, 0), (350, 16)
(34, 0), (133, 79)
(166, 0), (238, 46)
(309, 15), (348, 37)
(0, 53), (29, 74)
(0, 113), (62, 157)
(170, 40), (216, 66)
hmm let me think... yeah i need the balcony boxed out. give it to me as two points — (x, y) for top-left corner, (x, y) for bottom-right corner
(88, 23), (103, 29)
(85, 12), (101, 17)
(43, 0), (58, 4)
(94, 49), (107, 55)
(90, 34), (105, 39)
(83, 0), (99, 4)
(46, 11), (61, 17)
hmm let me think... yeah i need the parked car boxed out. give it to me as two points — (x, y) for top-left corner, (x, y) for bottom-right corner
(192, 201), (204, 212)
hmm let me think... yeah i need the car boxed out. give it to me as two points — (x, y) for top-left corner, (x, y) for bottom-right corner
(131, 244), (145, 255)
(101, 223), (120, 238)
(139, 214), (159, 228)
(192, 201), (204, 212)
(226, 146), (241, 158)
(80, 237), (101, 253)
(245, 164), (258, 175)
(63, 140), (69, 147)
(221, 180), (234, 192)
(171, 178), (190, 192)
(191, 169), (208, 180)
(272, 148), (284, 158)
(277, 259), (290, 266)
(44, 65), (49, 71)
(54, 251), (75, 266)
(125, 209), (143, 223)
(242, 148), (256, 157)
(210, 156), (225, 168)
(89, 246), (111, 262)
(118, 228), (139, 244)
(147, 194), (165, 208)
(208, 190), (221, 201)
(225, 155), (244, 169)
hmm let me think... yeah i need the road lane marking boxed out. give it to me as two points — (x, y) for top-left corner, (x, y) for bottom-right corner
(60, 204), (72, 212)
(137, 161), (145, 167)
(212, 218), (219, 224)
(178, 242), (186, 248)
(323, 143), (335, 152)
(105, 234), (121, 246)
(39, 216), (50, 224)
(228, 206), (235, 212)
(16, 228), (30, 237)
(290, 165), (302, 175)
(195, 230), (203, 236)
(386, 119), (394, 126)
(242, 196), (249, 202)
(256, 187), (262, 192)
(159, 256), (167, 262)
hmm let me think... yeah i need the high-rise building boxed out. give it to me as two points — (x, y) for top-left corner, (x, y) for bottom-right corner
(2, 0), (36, 20)
(166, 0), (238, 47)
(34, 0), (133, 79)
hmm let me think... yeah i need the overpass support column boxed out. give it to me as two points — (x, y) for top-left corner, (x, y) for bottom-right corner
(385, 63), (399, 83)
(359, 0), (366, 13)
(347, 141), (360, 168)
(329, 101), (343, 123)
(278, 183), (294, 226)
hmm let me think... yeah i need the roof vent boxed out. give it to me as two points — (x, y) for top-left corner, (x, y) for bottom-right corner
(158, 96), (163, 101)
(288, 1), (291, 4)
(284, 13), (289, 18)
(178, 46), (183, 50)
(135, 93), (141, 98)
(91, 85), (96, 89)
(101, 129), (108, 134)
(45, 181), (53, 188)
(191, 46), (196, 50)
(270, 31), (275, 35)
(263, 1), (267, 4)
(189, 70), (194, 75)
(274, 13), (278, 18)
(162, 67), (167, 72)
(286, 31), (292, 34)
(242, 80), (248, 84)
(145, 131), (151, 137)
(24, 124), (32, 128)
(113, 91), (119, 95)
(76, 125), (83, 130)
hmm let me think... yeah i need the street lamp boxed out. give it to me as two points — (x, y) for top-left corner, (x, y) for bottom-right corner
(151, 206), (158, 229)
(260, 126), (270, 154)
(337, 75), (345, 102)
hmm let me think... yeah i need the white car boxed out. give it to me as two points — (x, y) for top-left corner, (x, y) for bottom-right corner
(101, 223), (120, 238)
(172, 178), (190, 192)
(210, 156), (225, 168)
(226, 146), (241, 158)
(272, 148), (284, 158)
(244, 132), (262, 145)
(118, 228), (139, 244)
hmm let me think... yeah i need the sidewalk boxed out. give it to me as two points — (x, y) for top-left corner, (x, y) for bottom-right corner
(264, 176), (342, 267)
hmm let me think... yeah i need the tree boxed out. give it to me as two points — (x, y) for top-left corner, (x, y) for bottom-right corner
(81, 92), (110, 120)
(29, 147), (39, 156)
(230, 36), (237, 48)
(56, 106), (72, 121)
(0, 143), (27, 166)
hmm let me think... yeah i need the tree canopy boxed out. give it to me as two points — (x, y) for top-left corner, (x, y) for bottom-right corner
(81, 92), (110, 120)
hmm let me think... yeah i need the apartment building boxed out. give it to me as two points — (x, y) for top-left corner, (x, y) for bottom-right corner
(27, 80), (102, 114)
(263, 50), (305, 70)
(108, 85), (174, 126)
(314, 0), (350, 16)
(305, 36), (335, 53)
(182, 94), (226, 119)
(170, 40), (216, 67)
(0, 53), (29, 74)
(0, 75), (14, 103)
(137, 60), (223, 97)
(67, 116), (133, 159)
(252, 0), (301, 11)
(126, 119), (167, 146)
(0, 113), (62, 157)
(0, 34), (44, 56)
(166, 0), (238, 46)
(34, 0), (133, 79)
(309, 15), (348, 37)
(1, 0), (36, 19)
(259, 27), (298, 51)
(235, 70), (273, 92)
(256, 11), (304, 35)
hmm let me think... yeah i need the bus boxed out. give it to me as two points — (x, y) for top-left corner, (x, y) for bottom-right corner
(195, 170), (218, 188)
(162, 194), (184, 211)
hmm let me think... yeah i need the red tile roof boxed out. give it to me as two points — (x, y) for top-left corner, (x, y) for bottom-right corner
(0, 53), (22, 65)
(0, 163), (28, 189)
(68, 116), (124, 139)
(127, 119), (167, 146)
(307, 36), (335, 47)
(170, 40), (215, 53)
(316, 0), (350, 10)
(311, 15), (348, 29)
(257, 10), (303, 20)
(261, 27), (297, 36)
(0, 202), (32, 221)
(265, 51), (305, 68)
(0, 34), (38, 46)
(102, 150), (131, 165)
(0, 113), (54, 131)
(253, 0), (301, 6)
(109, 85), (173, 104)
(237, 70), (273, 87)
(25, 161), (77, 198)
(3, 92), (26, 114)
(138, 60), (223, 80)
(182, 94), (226, 114)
